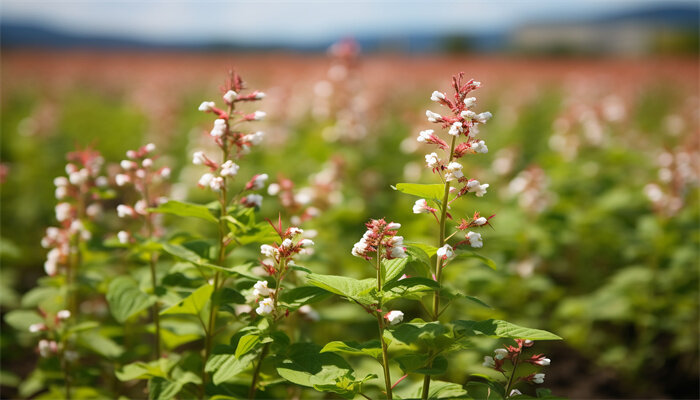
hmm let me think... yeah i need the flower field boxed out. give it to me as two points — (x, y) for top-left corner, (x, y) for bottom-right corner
(1, 49), (698, 399)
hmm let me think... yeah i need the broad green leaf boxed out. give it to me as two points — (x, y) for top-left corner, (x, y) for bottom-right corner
(465, 380), (505, 400)
(405, 244), (432, 267)
(384, 320), (455, 352)
(306, 273), (376, 305)
(276, 343), (355, 388)
(396, 353), (447, 375)
(150, 200), (217, 223)
(455, 250), (497, 270)
(106, 276), (155, 323)
(279, 286), (332, 311)
(383, 277), (440, 302)
(209, 351), (259, 385)
(442, 289), (492, 309)
(116, 358), (178, 381)
(160, 318), (203, 348)
(320, 340), (382, 359)
(160, 283), (213, 317)
(76, 330), (124, 358)
(235, 334), (260, 358)
(406, 242), (438, 258)
(4, 310), (43, 331)
(148, 377), (182, 400)
(393, 183), (445, 201)
(381, 257), (409, 286)
(161, 243), (228, 272)
(454, 319), (562, 340)
(20, 286), (60, 308)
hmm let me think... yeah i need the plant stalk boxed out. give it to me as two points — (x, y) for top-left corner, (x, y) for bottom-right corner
(248, 342), (270, 399)
(376, 250), (393, 400)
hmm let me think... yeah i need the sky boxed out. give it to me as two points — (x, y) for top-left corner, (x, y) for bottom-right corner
(1, 0), (696, 46)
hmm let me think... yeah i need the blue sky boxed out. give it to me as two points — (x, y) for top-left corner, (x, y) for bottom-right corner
(2, 1), (695, 45)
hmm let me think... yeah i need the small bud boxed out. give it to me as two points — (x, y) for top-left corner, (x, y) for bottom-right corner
(255, 297), (275, 315)
(223, 90), (238, 103)
(466, 231), (483, 248)
(117, 230), (130, 244)
(426, 110), (443, 123)
(142, 158), (153, 168)
(253, 111), (266, 121)
(115, 174), (130, 186)
(385, 310), (404, 325)
(436, 244), (455, 261)
(253, 280), (273, 297)
(430, 91), (446, 102)
(198, 101), (216, 112)
(192, 151), (207, 165)
(464, 97), (477, 108)
(57, 310), (71, 320)
(532, 373), (545, 384)
(145, 143), (156, 152)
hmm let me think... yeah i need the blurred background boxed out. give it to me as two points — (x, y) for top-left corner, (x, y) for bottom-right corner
(1, 1), (698, 398)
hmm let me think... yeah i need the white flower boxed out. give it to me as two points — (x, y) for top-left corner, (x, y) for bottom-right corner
(436, 244), (455, 261)
(533, 373), (545, 384)
(55, 203), (72, 222)
(425, 152), (441, 168)
(482, 356), (496, 368)
(145, 143), (156, 152)
(464, 97), (476, 108)
(255, 91), (266, 99)
(55, 186), (67, 199)
(126, 150), (137, 159)
(198, 101), (216, 112)
(38, 339), (52, 357)
(494, 348), (508, 360)
(472, 140), (488, 154)
(192, 151), (207, 165)
(242, 194), (263, 208)
(351, 240), (368, 257)
(474, 217), (488, 226)
(223, 90), (238, 103)
(95, 176), (108, 187)
(209, 177), (225, 192)
(510, 389), (522, 396)
(68, 169), (88, 185)
(115, 174), (130, 186)
(461, 110), (476, 120)
(426, 110), (443, 123)
(445, 162), (463, 181)
(417, 129), (434, 143)
(535, 357), (551, 366)
(220, 160), (239, 177)
(53, 176), (68, 187)
(210, 118), (227, 137)
(116, 204), (134, 218)
(476, 111), (492, 124)
(29, 323), (45, 333)
(413, 198), (430, 214)
(267, 183), (280, 195)
(430, 91), (446, 102)
(248, 173), (268, 190)
(466, 231), (483, 248)
(260, 244), (279, 258)
(253, 280), (272, 297)
(386, 222), (401, 230)
(142, 158), (153, 168)
(255, 297), (275, 315)
(385, 310), (404, 325)
(244, 131), (264, 145)
(198, 173), (214, 187)
(160, 167), (171, 179)
(288, 227), (303, 237)
(300, 239), (314, 248)
(117, 230), (130, 244)
(448, 122), (463, 136)
(135, 169), (146, 179)
(134, 200), (148, 215)
(57, 310), (71, 320)
(467, 180), (489, 197)
(120, 160), (136, 170)
(281, 238), (293, 249)
(389, 246), (407, 259)
(253, 111), (266, 121)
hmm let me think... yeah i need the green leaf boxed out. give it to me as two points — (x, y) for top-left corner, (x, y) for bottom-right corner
(320, 340), (382, 359)
(383, 277), (440, 302)
(150, 200), (217, 223)
(384, 320), (455, 352)
(396, 354), (447, 375)
(20, 286), (60, 308)
(149, 377), (182, 400)
(454, 319), (562, 340)
(465, 380), (505, 400)
(455, 250), (497, 270)
(76, 330), (124, 359)
(106, 276), (156, 323)
(4, 310), (43, 331)
(404, 244), (432, 267)
(306, 273), (376, 305)
(393, 183), (445, 201)
(235, 334), (260, 358)
(160, 283), (213, 317)
(276, 343), (355, 388)
(442, 289), (492, 309)
(381, 257), (409, 286)
(208, 351), (259, 385)
(406, 242), (438, 258)
(422, 380), (469, 399)
(279, 286), (332, 311)
(161, 243), (228, 272)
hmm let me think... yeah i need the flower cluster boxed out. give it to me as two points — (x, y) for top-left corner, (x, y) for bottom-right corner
(415, 74), (495, 249)
(194, 72), (268, 207)
(254, 220), (314, 318)
(351, 219), (407, 260)
(28, 309), (71, 358)
(644, 141), (699, 217)
(482, 339), (550, 390)
(115, 143), (170, 244)
(42, 148), (107, 276)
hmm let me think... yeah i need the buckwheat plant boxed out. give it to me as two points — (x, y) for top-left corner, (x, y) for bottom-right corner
(482, 339), (553, 397)
(113, 142), (170, 358)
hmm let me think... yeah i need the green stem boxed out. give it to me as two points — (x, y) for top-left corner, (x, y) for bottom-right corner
(143, 184), (162, 359)
(376, 251), (393, 400)
(248, 342), (270, 399)
(504, 353), (520, 396)
(422, 134), (458, 400)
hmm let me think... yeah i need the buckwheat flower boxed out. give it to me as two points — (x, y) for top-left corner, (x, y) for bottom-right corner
(220, 160), (239, 177)
(223, 90), (238, 103)
(476, 112), (493, 124)
(534, 357), (551, 366)
(494, 348), (508, 360)
(413, 199), (430, 214)
(192, 151), (207, 165)
(445, 162), (464, 181)
(198, 101), (216, 112)
(244, 131), (265, 145)
(461, 110), (476, 120)
(120, 160), (137, 170)
(351, 241), (368, 258)
(472, 140), (488, 154)
(142, 158), (153, 168)
(436, 244), (455, 261)
(29, 323), (45, 333)
(448, 122), (463, 136)
(386, 222), (401, 230)
(210, 119), (227, 137)
(281, 238), (294, 249)
(126, 149), (137, 159)
(288, 227), (303, 237)
(117, 230), (130, 244)
(117, 204), (135, 218)
(115, 174), (130, 186)
(389, 246), (407, 259)
(198, 173), (214, 187)
(256, 297), (275, 315)
(38, 339), (52, 357)
(54, 176), (69, 187)
(510, 389), (522, 396)
(474, 217), (488, 226)
(209, 177), (225, 192)
(260, 244), (279, 258)
(241, 194), (263, 208)
(135, 169), (146, 179)
(417, 129), (434, 143)
(464, 97), (477, 108)
(524, 340), (534, 347)
(253, 111), (266, 121)
(430, 91), (446, 102)
(145, 143), (156, 152)
(253, 280), (273, 297)
(467, 180), (489, 197)
(55, 203), (72, 222)
(57, 310), (71, 320)
(482, 356), (496, 368)
(385, 310), (404, 325)
(533, 373), (545, 384)
(248, 173), (268, 190)
(159, 167), (171, 179)
(55, 186), (67, 199)
(300, 239), (314, 248)
(466, 231), (483, 248)
(134, 200), (148, 215)
(425, 152), (441, 169)
(426, 110), (443, 123)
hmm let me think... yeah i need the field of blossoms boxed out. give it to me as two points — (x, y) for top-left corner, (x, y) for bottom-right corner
(1, 47), (698, 399)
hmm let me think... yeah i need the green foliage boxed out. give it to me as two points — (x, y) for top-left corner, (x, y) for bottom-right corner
(106, 276), (156, 323)
(151, 200), (219, 223)
(306, 273), (376, 305)
(454, 319), (562, 340)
